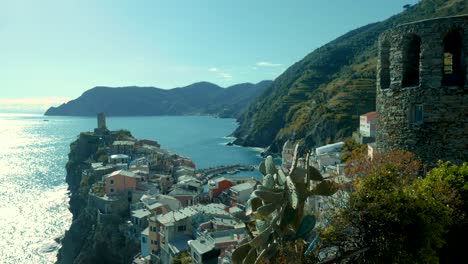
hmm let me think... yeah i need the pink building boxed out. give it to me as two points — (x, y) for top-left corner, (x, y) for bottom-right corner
(359, 112), (377, 137)
(104, 170), (139, 196)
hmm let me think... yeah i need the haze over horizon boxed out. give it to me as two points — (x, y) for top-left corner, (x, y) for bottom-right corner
(1, 0), (419, 112)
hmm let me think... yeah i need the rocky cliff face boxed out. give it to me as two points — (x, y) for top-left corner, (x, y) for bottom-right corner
(57, 132), (138, 264)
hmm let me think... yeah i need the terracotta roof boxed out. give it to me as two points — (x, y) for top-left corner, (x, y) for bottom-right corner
(361, 111), (377, 119)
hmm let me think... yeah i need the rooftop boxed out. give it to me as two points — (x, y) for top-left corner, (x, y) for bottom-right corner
(132, 208), (151, 219)
(157, 206), (199, 225)
(113, 140), (135, 146)
(230, 181), (256, 193)
(157, 203), (231, 225)
(315, 142), (345, 155)
(109, 154), (130, 159)
(169, 187), (199, 196)
(210, 177), (233, 184)
(168, 235), (192, 255)
(106, 170), (140, 179)
(189, 238), (214, 255)
(360, 111), (377, 119)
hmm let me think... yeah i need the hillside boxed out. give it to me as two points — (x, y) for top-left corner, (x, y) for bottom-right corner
(44, 80), (272, 118)
(233, 0), (468, 152)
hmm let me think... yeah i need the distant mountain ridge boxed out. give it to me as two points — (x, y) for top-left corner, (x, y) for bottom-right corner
(44, 80), (272, 118)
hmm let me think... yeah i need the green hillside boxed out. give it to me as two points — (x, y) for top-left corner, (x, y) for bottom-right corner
(233, 0), (468, 152)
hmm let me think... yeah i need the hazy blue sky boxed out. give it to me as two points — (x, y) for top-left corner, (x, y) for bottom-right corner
(0, 0), (419, 111)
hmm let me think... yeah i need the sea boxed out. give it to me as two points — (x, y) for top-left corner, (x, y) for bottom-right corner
(0, 113), (263, 263)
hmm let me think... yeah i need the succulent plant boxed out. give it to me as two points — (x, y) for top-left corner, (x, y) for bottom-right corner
(232, 144), (338, 264)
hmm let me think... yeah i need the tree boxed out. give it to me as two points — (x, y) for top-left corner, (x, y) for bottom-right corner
(323, 150), (461, 263)
(340, 137), (365, 163)
(426, 161), (468, 263)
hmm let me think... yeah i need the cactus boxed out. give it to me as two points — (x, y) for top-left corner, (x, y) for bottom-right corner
(232, 144), (338, 264)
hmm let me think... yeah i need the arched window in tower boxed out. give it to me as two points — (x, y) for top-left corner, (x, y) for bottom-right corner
(442, 30), (465, 86)
(402, 34), (421, 87)
(380, 41), (391, 89)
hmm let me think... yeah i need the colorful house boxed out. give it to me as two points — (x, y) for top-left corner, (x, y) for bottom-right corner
(104, 170), (140, 196)
(359, 111), (377, 137)
(208, 177), (234, 200)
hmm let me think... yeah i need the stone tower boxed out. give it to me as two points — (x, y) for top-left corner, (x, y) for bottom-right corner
(97, 112), (106, 130)
(376, 15), (468, 164)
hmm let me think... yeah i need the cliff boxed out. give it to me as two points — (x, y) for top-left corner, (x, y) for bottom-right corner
(45, 81), (272, 118)
(57, 130), (138, 264)
(233, 0), (468, 153)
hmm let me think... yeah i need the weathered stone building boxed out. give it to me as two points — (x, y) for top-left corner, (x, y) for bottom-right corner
(376, 15), (468, 164)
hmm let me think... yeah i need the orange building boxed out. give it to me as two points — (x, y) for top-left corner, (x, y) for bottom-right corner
(208, 177), (234, 200)
(104, 170), (139, 196)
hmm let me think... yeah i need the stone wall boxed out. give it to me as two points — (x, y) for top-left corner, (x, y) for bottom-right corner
(376, 15), (468, 164)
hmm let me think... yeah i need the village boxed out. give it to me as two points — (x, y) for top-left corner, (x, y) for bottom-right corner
(78, 110), (377, 264)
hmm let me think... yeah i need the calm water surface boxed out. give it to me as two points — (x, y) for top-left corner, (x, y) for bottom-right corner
(0, 114), (262, 263)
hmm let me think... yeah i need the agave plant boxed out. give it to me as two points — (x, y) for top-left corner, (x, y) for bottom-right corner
(232, 144), (338, 264)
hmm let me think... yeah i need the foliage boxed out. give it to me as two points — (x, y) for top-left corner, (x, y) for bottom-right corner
(94, 147), (108, 164)
(172, 250), (193, 264)
(426, 161), (468, 263)
(323, 151), (463, 263)
(340, 137), (365, 162)
(344, 149), (421, 180)
(232, 144), (338, 264)
(111, 130), (133, 141)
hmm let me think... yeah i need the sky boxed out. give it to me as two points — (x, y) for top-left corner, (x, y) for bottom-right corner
(0, 0), (420, 112)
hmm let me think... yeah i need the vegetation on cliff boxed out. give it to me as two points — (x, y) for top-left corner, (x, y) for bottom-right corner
(233, 0), (468, 152)
(321, 150), (468, 263)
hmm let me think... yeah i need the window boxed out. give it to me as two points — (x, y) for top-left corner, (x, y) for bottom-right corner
(177, 225), (186, 232)
(110, 188), (114, 193)
(412, 104), (424, 124)
(380, 41), (391, 89)
(110, 179), (114, 185)
(402, 34), (421, 87)
(142, 236), (147, 243)
(442, 30), (465, 86)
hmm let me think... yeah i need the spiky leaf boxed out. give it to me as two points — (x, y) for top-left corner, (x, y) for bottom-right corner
(277, 169), (287, 186)
(256, 203), (277, 216)
(308, 165), (323, 181)
(259, 161), (267, 175)
(295, 215), (316, 239)
(243, 248), (257, 264)
(255, 242), (278, 264)
(310, 180), (338, 196)
(290, 166), (307, 183)
(262, 174), (275, 189)
(256, 185), (272, 191)
(247, 197), (263, 216)
(265, 155), (277, 175)
(250, 226), (272, 249)
(280, 205), (296, 227)
(255, 220), (268, 233)
(286, 176), (299, 209)
(232, 243), (251, 264)
(253, 190), (283, 204)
